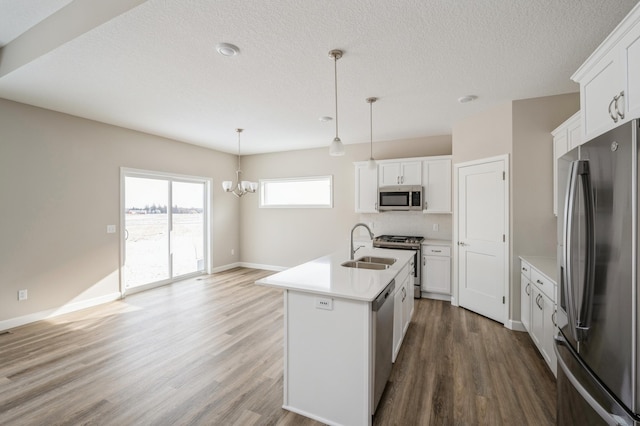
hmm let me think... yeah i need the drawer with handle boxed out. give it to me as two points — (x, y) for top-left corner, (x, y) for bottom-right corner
(423, 245), (450, 257)
(520, 260), (531, 281)
(531, 268), (554, 301)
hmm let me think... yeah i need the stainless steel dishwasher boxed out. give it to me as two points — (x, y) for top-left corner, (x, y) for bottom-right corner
(371, 279), (395, 414)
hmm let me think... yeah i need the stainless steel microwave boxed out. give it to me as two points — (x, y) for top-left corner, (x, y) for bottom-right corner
(378, 186), (423, 211)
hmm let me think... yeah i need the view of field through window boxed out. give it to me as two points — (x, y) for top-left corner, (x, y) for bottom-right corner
(124, 176), (205, 288)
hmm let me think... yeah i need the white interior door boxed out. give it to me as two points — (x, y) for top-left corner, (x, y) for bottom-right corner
(456, 156), (508, 324)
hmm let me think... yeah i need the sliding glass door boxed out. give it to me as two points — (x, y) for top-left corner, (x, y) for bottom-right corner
(122, 170), (209, 293)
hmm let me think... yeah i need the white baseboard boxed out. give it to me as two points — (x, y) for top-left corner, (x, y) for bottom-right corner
(506, 319), (527, 332)
(240, 262), (287, 272)
(210, 262), (286, 273)
(420, 292), (451, 302)
(210, 262), (242, 273)
(0, 292), (121, 332)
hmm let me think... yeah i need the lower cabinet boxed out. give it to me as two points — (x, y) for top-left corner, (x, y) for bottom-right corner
(392, 284), (405, 362)
(520, 257), (557, 377)
(520, 272), (531, 332)
(392, 261), (414, 362)
(531, 286), (557, 376)
(421, 243), (451, 296)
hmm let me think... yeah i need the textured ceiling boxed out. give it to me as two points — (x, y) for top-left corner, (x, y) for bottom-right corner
(0, 0), (638, 155)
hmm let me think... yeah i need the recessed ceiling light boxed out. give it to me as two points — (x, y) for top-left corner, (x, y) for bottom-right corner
(216, 43), (240, 57)
(319, 116), (333, 122)
(458, 95), (478, 103)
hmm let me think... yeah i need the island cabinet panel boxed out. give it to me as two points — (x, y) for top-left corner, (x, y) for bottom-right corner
(284, 290), (372, 426)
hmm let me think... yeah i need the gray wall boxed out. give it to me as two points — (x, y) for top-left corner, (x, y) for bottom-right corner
(451, 93), (579, 324)
(240, 136), (452, 268)
(0, 98), (240, 323)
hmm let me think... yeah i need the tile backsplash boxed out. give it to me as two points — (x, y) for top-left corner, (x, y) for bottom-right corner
(358, 212), (452, 241)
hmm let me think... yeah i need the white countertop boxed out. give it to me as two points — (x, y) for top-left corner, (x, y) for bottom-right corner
(520, 255), (557, 283)
(256, 248), (415, 302)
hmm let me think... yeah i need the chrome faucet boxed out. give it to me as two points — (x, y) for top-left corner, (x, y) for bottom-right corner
(350, 223), (375, 260)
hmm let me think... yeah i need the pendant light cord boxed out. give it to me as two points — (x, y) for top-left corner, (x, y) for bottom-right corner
(334, 55), (339, 139)
(236, 128), (242, 172)
(370, 101), (373, 158)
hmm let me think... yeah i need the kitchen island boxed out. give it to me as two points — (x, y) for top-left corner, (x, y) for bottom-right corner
(256, 248), (414, 426)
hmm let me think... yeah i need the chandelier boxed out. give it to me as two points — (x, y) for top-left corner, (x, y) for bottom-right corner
(222, 128), (257, 197)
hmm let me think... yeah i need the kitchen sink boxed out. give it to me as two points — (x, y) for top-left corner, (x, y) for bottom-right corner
(356, 256), (396, 265)
(341, 261), (389, 270)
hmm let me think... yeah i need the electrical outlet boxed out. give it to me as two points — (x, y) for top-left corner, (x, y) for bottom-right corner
(432, 223), (439, 232)
(106, 225), (116, 233)
(315, 297), (333, 311)
(18, 289), (28, 301)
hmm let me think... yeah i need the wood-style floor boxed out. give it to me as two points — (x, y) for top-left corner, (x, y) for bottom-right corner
(0, 268), (556, 425)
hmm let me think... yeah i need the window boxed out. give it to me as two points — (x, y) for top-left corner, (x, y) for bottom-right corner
(260, 175), (333, 208)
(121, 168), (211, 294)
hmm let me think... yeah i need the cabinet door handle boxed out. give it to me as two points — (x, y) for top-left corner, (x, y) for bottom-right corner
(525, 282), (531, 296)
(615, 91), (625, 120)
(609, 97), (618, 122)
(552, 311), (557, 327)
(423, 257), (426, 266)
(536, 294), (543, 310)
(536, 279), (543, 285)
(522, 266), (528, 272)
(432, 250), (442, 253)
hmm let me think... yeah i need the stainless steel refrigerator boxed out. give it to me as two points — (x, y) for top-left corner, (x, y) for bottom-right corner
(556, 119), (639, 425)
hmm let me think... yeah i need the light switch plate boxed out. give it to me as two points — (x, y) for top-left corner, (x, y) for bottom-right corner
(107, 225), (116, 234)
(315, 297), (333, 311)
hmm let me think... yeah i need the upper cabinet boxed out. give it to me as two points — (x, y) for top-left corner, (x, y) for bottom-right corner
(572, 3), (640, 141)
(354, 162), (378, 213)
(378, 161), (422, 186)
(422, 158), (452, 213)
(552, 112), (581, 216)
(353, 155), (452, 214)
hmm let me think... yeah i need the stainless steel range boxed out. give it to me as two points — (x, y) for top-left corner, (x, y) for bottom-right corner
(373, 235), (424, 298)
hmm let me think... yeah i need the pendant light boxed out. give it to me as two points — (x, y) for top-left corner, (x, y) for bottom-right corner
(366, 97), (377, 169)
(222, 128), (257, 197)
(328, 49), (345, 156)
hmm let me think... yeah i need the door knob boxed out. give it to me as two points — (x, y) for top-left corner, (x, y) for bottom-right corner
(458, 241), (468, 246)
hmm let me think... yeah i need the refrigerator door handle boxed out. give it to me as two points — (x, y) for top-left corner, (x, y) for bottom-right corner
(563, 160), (596, 342)
(555, 336), (631, 426)
(563, 161), (579, 342)
(576, 160), (596, 340)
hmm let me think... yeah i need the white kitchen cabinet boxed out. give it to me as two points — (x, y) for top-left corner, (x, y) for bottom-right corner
(531, 286), (556, 376)
(378, 161), (421, 186)
(551, 112), (580, 216)
(354, 162), (378, 213)
(392, 260), (413, 362)
(402, 259), (414, 334)
(421, 243), (451, 296)
(392, 285), (404, 362)
(572, 3), (640, 141)
(520, 262), (532, 333)
(520, 257), (557, 377)
(354, 156), (450, 213)
(422, 157), (452, 213)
